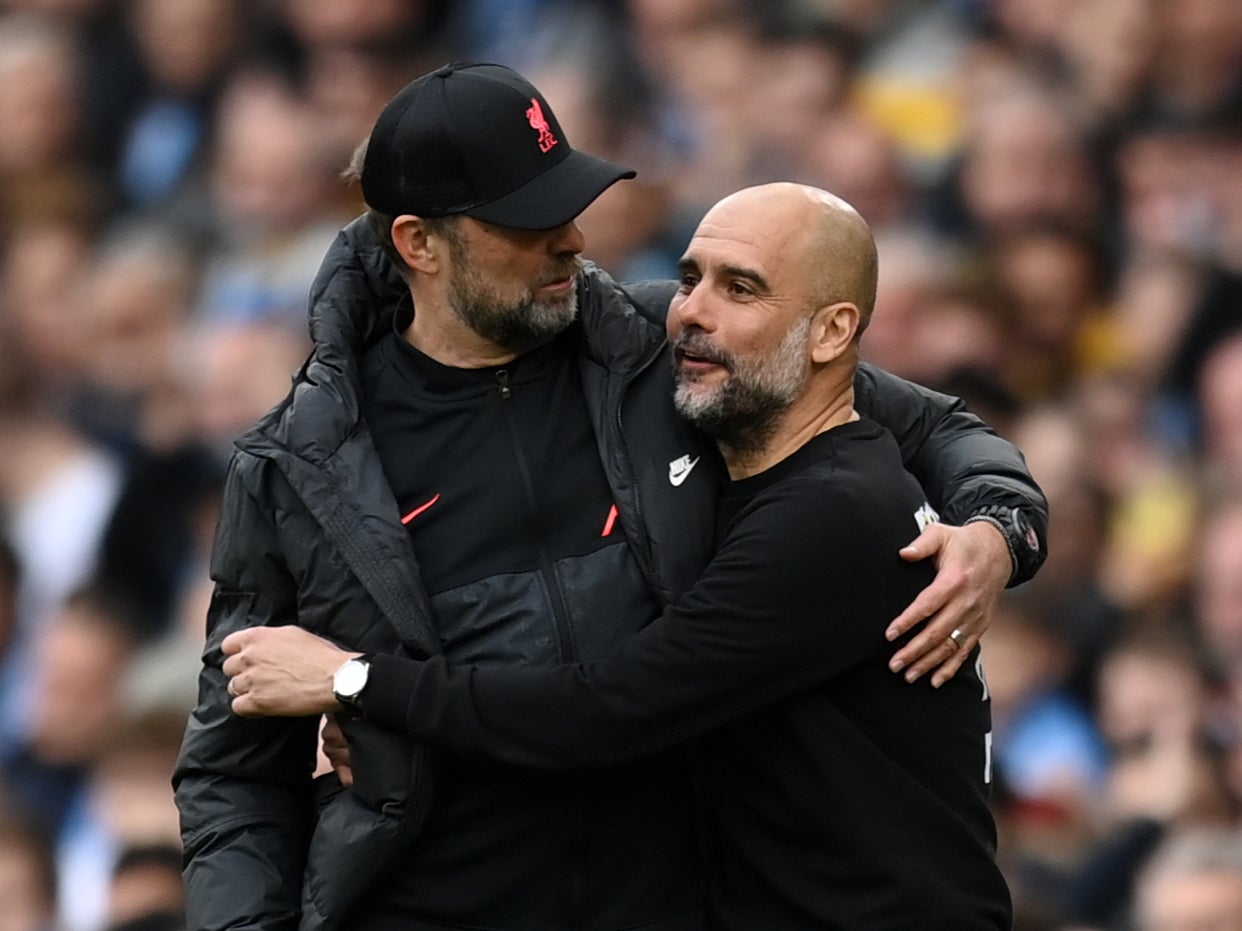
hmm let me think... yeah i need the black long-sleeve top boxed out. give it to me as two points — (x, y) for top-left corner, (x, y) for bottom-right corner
(362, 419), (1012, 930)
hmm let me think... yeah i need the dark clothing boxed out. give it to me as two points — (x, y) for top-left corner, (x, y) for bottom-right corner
(360, 311), (626, 602)
(354, 310), (693, 926)
(174, 216), (1045, 931)
(175, 218), (720, 931)
(366, 420), (1011, 929)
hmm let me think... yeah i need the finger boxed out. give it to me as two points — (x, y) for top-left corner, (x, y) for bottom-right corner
(886, 576), (956, 644)
(325, 744), (354, 785)
(888, 623), (935, 670)
(930, 639), (975, 689)
(221, 630), (245, 655)
(910, 627), (978, 685)
(322, 719), (355, 786)
(322, 734), (347, 758)
(231, 693), (259, 717)
(902, 632), (966, 684)
(901, 601), (984, 681)
(222, 654), (243, 678)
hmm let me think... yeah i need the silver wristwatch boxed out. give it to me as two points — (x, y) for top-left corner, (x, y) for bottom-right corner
(332, 655), (372, 713)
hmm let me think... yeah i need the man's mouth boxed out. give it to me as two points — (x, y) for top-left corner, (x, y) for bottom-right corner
(675, 348), (730, 379)
(674, 335), (728, 370)
(539, 261), (583, 292)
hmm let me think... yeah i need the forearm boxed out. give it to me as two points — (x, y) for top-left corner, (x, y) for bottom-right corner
(361, 646), (795, 768)
(855, 362), (1048, 584)
(360, 497), (884, 768)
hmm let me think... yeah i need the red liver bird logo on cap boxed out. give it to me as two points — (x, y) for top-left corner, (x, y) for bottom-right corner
(526, 98), (558, 153)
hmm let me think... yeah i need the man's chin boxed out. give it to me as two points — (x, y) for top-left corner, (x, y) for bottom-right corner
(673, 385), (723, 423)
(490, 301), (577, 353)
(529, 300), (578, 337)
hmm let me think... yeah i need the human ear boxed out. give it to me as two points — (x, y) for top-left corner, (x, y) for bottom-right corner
(810, 302), (860, 364)
(392, 216), (441, 275)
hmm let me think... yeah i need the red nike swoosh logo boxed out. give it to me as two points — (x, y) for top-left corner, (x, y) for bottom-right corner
(401, 493), (441, 525)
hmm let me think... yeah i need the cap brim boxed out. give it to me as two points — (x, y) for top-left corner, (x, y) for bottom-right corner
(465, 149), (636, 230)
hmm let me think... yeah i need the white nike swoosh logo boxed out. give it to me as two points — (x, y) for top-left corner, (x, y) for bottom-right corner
(669, 457), (700, 486)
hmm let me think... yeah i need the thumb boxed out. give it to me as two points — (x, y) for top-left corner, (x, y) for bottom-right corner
(900, 523), (947, 561)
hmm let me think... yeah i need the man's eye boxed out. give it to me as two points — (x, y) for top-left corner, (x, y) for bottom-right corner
(677, 275), (699, 292)
(727, 281), (753, 297)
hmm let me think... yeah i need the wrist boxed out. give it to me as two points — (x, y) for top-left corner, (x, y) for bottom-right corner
(964, 505), (1042, 587)
(331, 653), (372, 715)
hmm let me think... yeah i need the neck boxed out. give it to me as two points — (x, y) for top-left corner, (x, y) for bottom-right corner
(721, 378), (858, 480)
(403, 287), (518, 369)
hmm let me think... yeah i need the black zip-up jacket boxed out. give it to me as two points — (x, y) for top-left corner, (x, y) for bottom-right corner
(362, 422), (1013, 928)
(174, 216), (1048, 931)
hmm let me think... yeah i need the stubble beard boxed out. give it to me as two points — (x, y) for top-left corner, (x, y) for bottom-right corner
(447, 253), (581, 355)
(672, 315), (812, 455)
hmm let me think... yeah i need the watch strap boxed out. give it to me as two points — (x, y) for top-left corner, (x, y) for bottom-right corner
(964, 506), (1043, 587)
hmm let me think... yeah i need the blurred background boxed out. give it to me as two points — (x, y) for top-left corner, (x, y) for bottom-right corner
(0, 0), (1239, 929)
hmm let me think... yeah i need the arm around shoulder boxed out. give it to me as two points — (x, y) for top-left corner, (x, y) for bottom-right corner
(619, 277), (679, 328)
(854, 362), (1047, 585)
(358, 485), (884, 768)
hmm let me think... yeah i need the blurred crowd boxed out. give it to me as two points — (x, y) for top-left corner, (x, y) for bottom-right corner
(0, 0), (1239, 929)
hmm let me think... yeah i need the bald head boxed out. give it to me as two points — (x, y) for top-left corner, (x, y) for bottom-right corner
(701, 183), (878, 334)
(669, 183), (877, 467)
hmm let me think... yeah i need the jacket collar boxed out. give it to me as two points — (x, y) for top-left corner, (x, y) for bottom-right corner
(572, 261), (668, 375)
(238, 219), (668, 461)
(235, 217), (403, 462)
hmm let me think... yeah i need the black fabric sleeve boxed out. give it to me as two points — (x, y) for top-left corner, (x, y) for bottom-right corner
(615, 279), (1048, 584)
(853, 362), (1048, 584)
(174, 456), (319, 931)
(363, 473), (890, 768)
(621, 278), (679, 327)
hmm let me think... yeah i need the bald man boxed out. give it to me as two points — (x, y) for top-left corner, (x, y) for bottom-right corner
(223, 184), (1012, 928)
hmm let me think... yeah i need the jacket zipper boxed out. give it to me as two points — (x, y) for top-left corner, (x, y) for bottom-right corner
(605, 341), (672, 605)
(496, 366), (588, 925)
(495, 368), (577, 664)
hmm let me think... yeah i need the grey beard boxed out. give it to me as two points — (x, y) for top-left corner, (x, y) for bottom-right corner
(674, 378), (792, 455)
(672, 316), (810, 454)
(450, 288), (578, 355)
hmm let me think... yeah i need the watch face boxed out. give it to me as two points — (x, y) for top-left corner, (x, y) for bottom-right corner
(1013, 510), (1040, 552)
(336, 660), (369, 699)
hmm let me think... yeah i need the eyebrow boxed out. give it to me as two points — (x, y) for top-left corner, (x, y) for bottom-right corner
(676, 257), (772, 293)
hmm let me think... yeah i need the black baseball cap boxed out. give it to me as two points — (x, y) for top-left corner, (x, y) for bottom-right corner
(361, 62), (636, 231)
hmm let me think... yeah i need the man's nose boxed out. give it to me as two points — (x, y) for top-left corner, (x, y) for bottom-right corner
(670, 283), (712, 336)
(548, 220), (585, 255)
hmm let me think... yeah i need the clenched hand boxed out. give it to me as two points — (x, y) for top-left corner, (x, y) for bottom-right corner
(221, 626), (359, 717)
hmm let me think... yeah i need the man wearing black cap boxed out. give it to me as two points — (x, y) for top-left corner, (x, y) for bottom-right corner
(361, 62), (638, 232)
(174, 63), (1046, 931)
